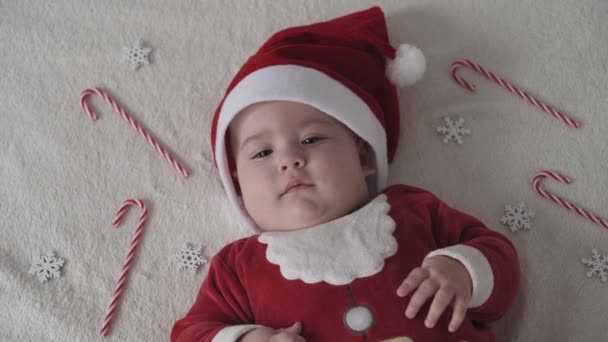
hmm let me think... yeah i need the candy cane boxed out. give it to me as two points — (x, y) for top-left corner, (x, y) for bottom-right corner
(80, 88), (189, 178)
(451, 59), (580, 129)
(100, 199), (148, 336)
(532, 170), (608, 229)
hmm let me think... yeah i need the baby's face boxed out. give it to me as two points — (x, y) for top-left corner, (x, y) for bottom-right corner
(229, 101), (375, 232)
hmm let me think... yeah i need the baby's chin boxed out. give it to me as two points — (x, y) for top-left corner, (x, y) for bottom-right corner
(259, 204), (348, 232)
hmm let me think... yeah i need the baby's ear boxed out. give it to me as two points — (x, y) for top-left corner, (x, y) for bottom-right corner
(357, 138), (376, 177)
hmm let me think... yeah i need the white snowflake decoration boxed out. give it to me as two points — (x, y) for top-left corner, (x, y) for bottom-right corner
(581, 248), (608, 282)
(437, 116), (471, 144)
(500, 202), (536, 232)
(122, 41), (152, 70)
(29, 251), (65, 283)
(176, 244), (207, 273)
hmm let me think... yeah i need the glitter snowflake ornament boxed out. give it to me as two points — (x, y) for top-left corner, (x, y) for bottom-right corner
(29, 251), (65, 283)
(500, 202), (536, 232)
(122, 41), (152, 70)
(437, 116), (471, 144)
(581, 248), (608, 282)
(176, 244), (207, 273)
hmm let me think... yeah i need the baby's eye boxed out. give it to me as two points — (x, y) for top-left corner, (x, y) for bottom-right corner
(302, 136), (324, 144)
(252, 150), (272, 159)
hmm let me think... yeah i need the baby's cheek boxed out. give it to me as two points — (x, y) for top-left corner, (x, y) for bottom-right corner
(240, 165), (266, 188)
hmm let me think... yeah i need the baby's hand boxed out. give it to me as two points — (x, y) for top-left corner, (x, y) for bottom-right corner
(269, 322), (306, 342)
(396, 255), (472, 333)
(238, 322), (306, 342)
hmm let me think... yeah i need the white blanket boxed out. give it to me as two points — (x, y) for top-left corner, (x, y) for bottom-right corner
(1, 0), (607, 340)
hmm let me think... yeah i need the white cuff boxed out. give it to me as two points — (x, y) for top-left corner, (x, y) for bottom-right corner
(425, 245), (494, 308)
(212, 324), (262, 342)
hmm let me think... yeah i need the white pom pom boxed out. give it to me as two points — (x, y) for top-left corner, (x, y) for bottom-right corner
(386, 44), (426, 87)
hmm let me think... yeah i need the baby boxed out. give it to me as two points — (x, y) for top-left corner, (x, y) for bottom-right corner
(172, 6), (519, 342)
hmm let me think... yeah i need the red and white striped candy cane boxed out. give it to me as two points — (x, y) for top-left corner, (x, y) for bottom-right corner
(80, 88), (189, 178)
(533, 170), (608, 229)
(100, 199), (148, 336)
(451, 59), (580, 129)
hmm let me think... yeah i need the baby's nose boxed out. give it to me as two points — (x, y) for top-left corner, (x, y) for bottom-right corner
(281, 160), (302, 171)
(279, 150), (305, 171)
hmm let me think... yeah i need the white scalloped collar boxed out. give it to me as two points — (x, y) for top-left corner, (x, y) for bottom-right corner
(258, 194), (397, 285)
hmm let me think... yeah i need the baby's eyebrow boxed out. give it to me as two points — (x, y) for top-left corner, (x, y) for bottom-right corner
(302, 118), (333, 127)
(239, 131), (270, 151)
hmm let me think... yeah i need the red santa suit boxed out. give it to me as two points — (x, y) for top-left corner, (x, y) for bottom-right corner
(171, 184), (520, 342)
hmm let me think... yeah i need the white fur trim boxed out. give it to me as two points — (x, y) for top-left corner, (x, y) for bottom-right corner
(212, 324), (262, 342)
(425, 245), (494, 308)
(215, 65), (389, 232)
(386, 44), (426, 87)
(258, 194), (397, 285)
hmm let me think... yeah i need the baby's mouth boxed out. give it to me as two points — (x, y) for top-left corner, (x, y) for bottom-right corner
(286, 184), (312, 193)
(282, 180), (314, 196)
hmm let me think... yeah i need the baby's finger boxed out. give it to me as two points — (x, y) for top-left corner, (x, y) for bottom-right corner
(424, 288), (453, 329)
(284, 322), (302, 334)
(397, 267), (429, 297)
(405, 279), (438, 319)
(448, 297), (468, 333)
(271, 331), (306, 342)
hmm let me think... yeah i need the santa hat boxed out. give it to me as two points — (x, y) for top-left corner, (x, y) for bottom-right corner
(210, 6), (425, 232)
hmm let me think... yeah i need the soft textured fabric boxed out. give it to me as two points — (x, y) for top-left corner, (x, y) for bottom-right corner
(171, 184), (520, 342)
(2, 1), (608, 341)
